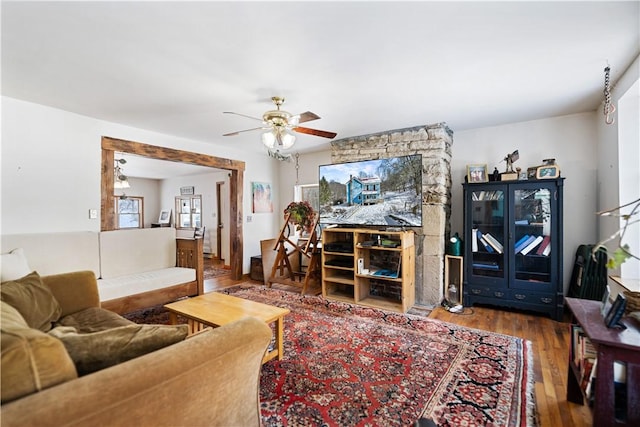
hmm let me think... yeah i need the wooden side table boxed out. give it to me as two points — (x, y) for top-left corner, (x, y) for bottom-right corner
(565, 297), (640, 426)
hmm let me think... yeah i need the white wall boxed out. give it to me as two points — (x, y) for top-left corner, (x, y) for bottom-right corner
(596, 54), (640, 283)
(1, 96), (280, 273)
(277, 151), (332, 215)
(291, 114), (600, 295)
(161, 171), (230, 261)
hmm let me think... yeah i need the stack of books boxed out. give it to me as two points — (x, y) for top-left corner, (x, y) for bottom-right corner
(471, 229), (504, 254)
(514, 234), (550, 255)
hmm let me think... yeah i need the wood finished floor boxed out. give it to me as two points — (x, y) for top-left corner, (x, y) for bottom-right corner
(204, 267), (593, 427)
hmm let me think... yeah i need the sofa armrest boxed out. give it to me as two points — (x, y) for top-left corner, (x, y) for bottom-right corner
(41, 271), (101, 317)
(0, 317), (272, 427)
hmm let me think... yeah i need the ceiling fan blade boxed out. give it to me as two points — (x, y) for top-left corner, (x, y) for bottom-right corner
(292, 111), (321, 124)
(293, 126), (337, 139)
(223, 127), (265, 136)
(223, 111), (264, 122)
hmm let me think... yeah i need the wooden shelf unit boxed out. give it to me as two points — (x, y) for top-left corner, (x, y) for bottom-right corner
(565, 297), (640, 426)
(321, 228), (415, 313)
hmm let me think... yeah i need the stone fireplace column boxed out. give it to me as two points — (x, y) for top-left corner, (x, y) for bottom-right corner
(330, 123), (453, 307)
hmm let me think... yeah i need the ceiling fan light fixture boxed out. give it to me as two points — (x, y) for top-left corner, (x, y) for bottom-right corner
(262, 131), (277, 149)
(279, 129), (296, 150)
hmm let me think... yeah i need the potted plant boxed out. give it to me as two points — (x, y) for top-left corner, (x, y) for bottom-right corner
(284, 201), (316, 233)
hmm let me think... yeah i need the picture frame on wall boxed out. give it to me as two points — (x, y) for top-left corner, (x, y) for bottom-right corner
(467, 164), (488, 183)
(252, 182), (273, 213)
(180, 186), (194, 195)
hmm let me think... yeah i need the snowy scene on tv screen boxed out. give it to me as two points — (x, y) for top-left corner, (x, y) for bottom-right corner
(319, 155), (422, 227)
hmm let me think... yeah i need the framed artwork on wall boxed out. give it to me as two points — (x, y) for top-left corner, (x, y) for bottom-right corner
(252, 182), (273, 213)
(180, 186), (194, 195)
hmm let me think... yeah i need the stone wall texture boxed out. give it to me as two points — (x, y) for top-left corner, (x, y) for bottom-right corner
(330, 123), (453, 307)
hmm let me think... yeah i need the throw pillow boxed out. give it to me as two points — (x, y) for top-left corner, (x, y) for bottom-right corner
(56, 307), (135, 333)
(48, 323), (188, 376)
(0, 271), (62, 332)
(1, 301), (77, 403)
(0, 248), (32, 282)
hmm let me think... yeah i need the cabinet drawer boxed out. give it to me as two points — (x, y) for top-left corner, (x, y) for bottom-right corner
(466, 286), (509, 299)
(509, 289), (555, 306)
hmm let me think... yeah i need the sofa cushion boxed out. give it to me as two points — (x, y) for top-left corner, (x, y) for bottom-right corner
(56, 307), (135, 332)
(0, 248), (32, 282)
(1, 271), (62, 332)
(1, 301), (77, 403)
(48, 323), (189, 376)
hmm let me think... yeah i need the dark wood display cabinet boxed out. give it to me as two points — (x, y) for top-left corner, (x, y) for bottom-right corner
(462, 178), (564, 320)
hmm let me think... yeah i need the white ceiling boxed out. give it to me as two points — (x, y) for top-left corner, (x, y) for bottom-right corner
(2, 1), (639, 178)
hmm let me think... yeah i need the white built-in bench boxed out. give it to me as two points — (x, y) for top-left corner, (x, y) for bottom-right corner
(1, 228), (203, 314)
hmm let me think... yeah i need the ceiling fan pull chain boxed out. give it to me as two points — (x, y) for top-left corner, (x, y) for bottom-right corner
(603, 66), (615, 125)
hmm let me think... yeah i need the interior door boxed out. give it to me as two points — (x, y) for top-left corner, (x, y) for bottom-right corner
(216, 181), (224, 259)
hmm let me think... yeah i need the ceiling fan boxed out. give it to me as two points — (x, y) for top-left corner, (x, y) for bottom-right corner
(223, 97), (337, 155)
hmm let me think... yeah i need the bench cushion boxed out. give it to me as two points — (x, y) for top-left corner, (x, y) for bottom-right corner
(97, 267), (195, 302)
(99, 228), (177, 279)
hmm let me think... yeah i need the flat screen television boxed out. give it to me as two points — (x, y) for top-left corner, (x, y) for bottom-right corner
(318, 154), (422, 227)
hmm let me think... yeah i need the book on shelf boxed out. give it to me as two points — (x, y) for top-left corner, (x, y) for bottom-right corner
(514, 234), (530, 250)
(585, 358), (597, 398)
(514, 219), (529, 225)
(472, 190), (503, 201)
(482, 233), (503, 254)
(514, 235), (536, 254)
(535, 235), (551, 255)
(571, 325), (598, 397)
(477, 231), (494, 253)
(542, 242), (551, 256)
(520, 235), (544, 255)
(472, 261), (499, 270)
(471, 228), (479, 252)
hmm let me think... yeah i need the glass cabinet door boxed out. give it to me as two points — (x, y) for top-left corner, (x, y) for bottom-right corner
(512, 187), (552, 285)
(469, 188), (506, 281)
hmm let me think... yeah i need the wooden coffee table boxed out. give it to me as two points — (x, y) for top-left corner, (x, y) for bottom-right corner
(164, 292), (290, 364)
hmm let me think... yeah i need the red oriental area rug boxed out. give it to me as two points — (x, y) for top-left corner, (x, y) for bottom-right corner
(219, 285), (538, 427)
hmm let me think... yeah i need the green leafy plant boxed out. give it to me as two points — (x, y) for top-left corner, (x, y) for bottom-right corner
(284, 201), (315, 232)
(593, 197), (639, 268)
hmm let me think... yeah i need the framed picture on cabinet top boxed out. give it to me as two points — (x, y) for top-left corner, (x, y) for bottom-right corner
(604, 293), (627, 329)
(536, 165), (560, 179)
(158, 209), (171, 224)
(467, 164), (488, 183)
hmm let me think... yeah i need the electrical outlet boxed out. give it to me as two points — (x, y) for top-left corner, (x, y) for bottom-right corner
(89, 209), (98, 219)
(247, 215), (252, 223)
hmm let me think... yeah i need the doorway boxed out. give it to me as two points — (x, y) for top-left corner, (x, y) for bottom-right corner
(100, 136), (245, 280)
(216, 181), (225, 262)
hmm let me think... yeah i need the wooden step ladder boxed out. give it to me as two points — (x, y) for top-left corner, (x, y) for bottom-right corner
(267, 213), (321, 295)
